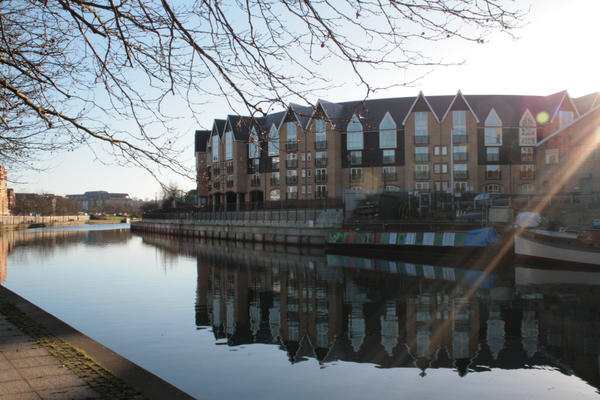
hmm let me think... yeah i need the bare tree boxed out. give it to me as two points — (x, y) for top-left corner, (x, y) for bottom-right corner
(0, 1), (523, 179)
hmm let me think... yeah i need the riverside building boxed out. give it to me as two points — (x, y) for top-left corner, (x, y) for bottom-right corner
(195, 91), (600, 211)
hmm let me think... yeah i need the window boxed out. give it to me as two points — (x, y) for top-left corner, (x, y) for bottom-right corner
(434, 163), (448, 174)
(520, 164), (535, 179)
(316, 185), (327, 199)
(286, 186), (298, 199)
(301, 169), (312, 178)
(453, 145), (467, 161)
(434, 146), (447, 156)
(212, 135), (220, 162)
(519, 111), (537, 146)
(272, 156), (280, 170)
(486, 147), (500, 162)
(385, 185), (400, 192)
(415, 164), (429, 179)
(271, 172), (280, 186)
(249, 127), (260, 159)
(227, 175), (233, 187)
(545, 149), (559, 164)
(455, 181), (468, 192)
(415, 147), (429, 162)
(250, 173), (260, 186)
(350, 150), (362, 165)
(286, 169), (298, 184)
(434, 181), (449, 192)
(383, 166), (396, 181)
(287, 122), (297, 143)
(315, 151), (328, 166)
(415, 112), (428, 142)
(225, 130), (233, 160)
(453, 164), (468, 179)
(270, 189), (280, 201)
(346, 114), (363, 150)
(559, 110), (573, 128)
(452, 111), (466, 141)
(350, 167), (363, 182)
(486, 165), (501, 180)
(379, 112), (397, 149)
(485, 184), (503, 193)
(415, 182), (430, 191)
(286, 153), (298, 168)
(301, 152), (311, 161)
(315, 168), (327, 183)
(484, 109), (502, 146)
(518, 184), (536, 194)
(315, 120), (327, 149)
(383, 149), (395, 164)
(521, 147), (534, 162)
(268, 125), (279, 156)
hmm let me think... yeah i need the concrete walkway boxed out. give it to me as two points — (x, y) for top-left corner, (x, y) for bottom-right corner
(0, 314), (100, 399)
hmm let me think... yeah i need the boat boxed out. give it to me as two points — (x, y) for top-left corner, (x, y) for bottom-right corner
(514, 229), (600, 268)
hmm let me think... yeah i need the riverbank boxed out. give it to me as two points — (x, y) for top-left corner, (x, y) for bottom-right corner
(0, 215), (91, 231)
(0, 285), (193, 400)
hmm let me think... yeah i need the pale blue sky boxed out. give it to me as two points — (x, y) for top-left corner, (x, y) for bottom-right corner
(10, 0), (600, 200)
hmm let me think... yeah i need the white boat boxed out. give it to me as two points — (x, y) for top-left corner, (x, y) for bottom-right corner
(515, 229), (600, 267)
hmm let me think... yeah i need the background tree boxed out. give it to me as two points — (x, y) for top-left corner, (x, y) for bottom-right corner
(0, 1), (523, 180)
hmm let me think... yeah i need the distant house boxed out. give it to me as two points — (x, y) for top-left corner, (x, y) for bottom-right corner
(66, 191), (132, 212)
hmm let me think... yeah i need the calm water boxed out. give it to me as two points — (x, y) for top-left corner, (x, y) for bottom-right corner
(1, 225), (599, 399)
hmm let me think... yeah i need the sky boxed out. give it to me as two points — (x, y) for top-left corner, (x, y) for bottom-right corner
(9, 0), (600, 200)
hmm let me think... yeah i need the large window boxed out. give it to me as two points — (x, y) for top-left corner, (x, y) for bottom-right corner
(225, 130), (233, 160)
(379, 112), (397, 149)
(559, 110), (574, 128)
(486, 165), (501, 180)
(415, 164), (429, 180)
(545, 149), (559, 164)
(248, 127), (260, 159)
(484, 109), (502, 146)
(349, 151), (362, 165)
(452, 110), (466, 137)
(520, 164), (535, 179)
(486, 147), (500, 162)
(315, 151), (328, 166)
(415, 147), (429, 162)
(453, 145), (467, 161)
(350, 167), (363, 182)
(286, 169), (298, 184)
(286, 186), (298, 199)
(519, 111), (537, 145)
(453, 164), (468, 179)
(316, 185), (327, 200)
(272, 156), (280, 170)
(286, 153), (298, 168)
(315, 119), (327, 148)
(315, 168), (327, 183)
(383, 149), (395, 164)
(268, 125), (279, 156)
(270, 189), (281, 201)
(383, 166), (396, 181)
(415, 112), (428, 142)
(286, 122), (297, 143)
(347, 114), (363, 150)
(521, 147), (534, 162)
(434, 146), (447, 156)
(212, 134), (220, 162)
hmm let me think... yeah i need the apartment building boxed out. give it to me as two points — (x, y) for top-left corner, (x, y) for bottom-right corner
(195, 90), (600, 210)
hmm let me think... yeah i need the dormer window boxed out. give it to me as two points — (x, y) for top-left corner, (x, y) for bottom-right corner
(559, 110), (573, 128)
(519, 110), (536, 146)
(484, 109), (502, 146)
(286, 122), (297, 144)
(379, 112), (397, 149)
(414, 112), (428, 143)
(248, 127), (260, 159)
(268, 125), (279, 156)
(346, 114), (363, 150)
(225, 130), (233, 160)
(212, 135), (220, 162)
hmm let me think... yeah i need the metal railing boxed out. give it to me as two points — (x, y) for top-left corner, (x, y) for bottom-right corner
(286, 176), (298, 184)
(415, 154), (429, 163)
(286, 159), (298, 168)
(452, 134), (467, 144)
(414, 172), (430, 180)
(315, 174), (327, 183)
(315, 141), (327, 150)
(414, 135), (429, 144)
(454, 171), (468, 179)
(383, 172), (397, 181)
(453, 152), (468, 161)
(315, 158), (328, 167)
(286, 142), (298, 152)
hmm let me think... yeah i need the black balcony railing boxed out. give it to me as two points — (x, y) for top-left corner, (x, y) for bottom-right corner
(286, 142), (298, 152)
(383, 155), (395, 164)
(486, 154), (500, 162)
(454, 171), (468, 179)
(286, 159), (298, 168)
(270, 177), (280, 186)
(453, 152), (468, 161)
(315, 158), (328, 167)
(414, 172), (430, 180)
(350, 173), (363, 182)
(383, 172), (397, 181)
(315, 141), (327, 150)
(286, 176), (298, 184)
(315, 174), (327, 183)
(415, 135), (429, 144)
(226, 165), (233, 173)
(316, 190), (328, 200)
(415, 154), (429, 163)
(486, 171), (501, 180)
(452, 134), (467, 144)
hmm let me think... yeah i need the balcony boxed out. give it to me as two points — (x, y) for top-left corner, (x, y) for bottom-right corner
(383, 155), (395, 164)
(350, 173), (363, 183)
(452, 134), (467, 144)
(315, 141), (327, 150)
(486, 153), (500, 162)
(270, 177), (280, 186)
(315, 174), (328, 183)
(454, 171), (468, 179)
(315, 158), (328, 167)
(383, 172), (397, 181)
(414, 172), (430, 180)
(286, 159), (298, 168)
(316, 191), (328, 200)
(251, 176), (260, 186)
(415, 135), (429, 144)
(226, 164), (233, 173)
(415, 154), (429, 163)
(453, 152), (468, 161)
(286, 176), (298, 184)
(486, 171), (501, 180)
(286, 142), (298, 152)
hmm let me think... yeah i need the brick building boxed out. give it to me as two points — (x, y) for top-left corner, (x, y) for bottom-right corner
(195, 91), (600, 210)
(0, 167), (9, 216)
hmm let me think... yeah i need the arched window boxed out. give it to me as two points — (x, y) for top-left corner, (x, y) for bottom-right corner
(519, 110), (536, 146)
(268, 125), (279, 156)
(485, 109), (502, 146)
(346, 114), (363, 150)
(379, 112), (397, 149)
(248, 127), (260, 159)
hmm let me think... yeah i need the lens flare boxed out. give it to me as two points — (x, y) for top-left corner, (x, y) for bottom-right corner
(536, 111), (549, 124)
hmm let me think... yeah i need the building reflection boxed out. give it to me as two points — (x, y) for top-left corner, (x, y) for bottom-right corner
(189, 240), (600, 389)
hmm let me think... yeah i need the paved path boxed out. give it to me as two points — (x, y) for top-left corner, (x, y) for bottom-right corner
(0, 314), (100, 399)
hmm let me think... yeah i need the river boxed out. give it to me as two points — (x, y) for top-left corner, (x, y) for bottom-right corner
(1, 225), (598, 399)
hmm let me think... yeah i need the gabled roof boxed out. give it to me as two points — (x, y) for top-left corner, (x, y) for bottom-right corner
(441, 91), (480, 123)
(194, 130), (211, 152)
(549, 91), (579, 123)
(573, 92), (599, 115)
(225, 115), (254, 141)
(426, 95), (455, 121)
(537, 104), (600, 147)
(212, 119), (226, 137)
(289, 103), (313, 130)
(401, 92), (440, 125)
(260, 111), (286, 133)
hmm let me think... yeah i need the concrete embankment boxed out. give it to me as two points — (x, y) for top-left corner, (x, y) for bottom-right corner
(132, 208), (344, 245)
(0, 215), (90, 231)
(0, 285), (194, 400)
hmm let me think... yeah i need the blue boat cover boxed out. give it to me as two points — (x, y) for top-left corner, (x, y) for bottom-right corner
(464, 227), (499, 247)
